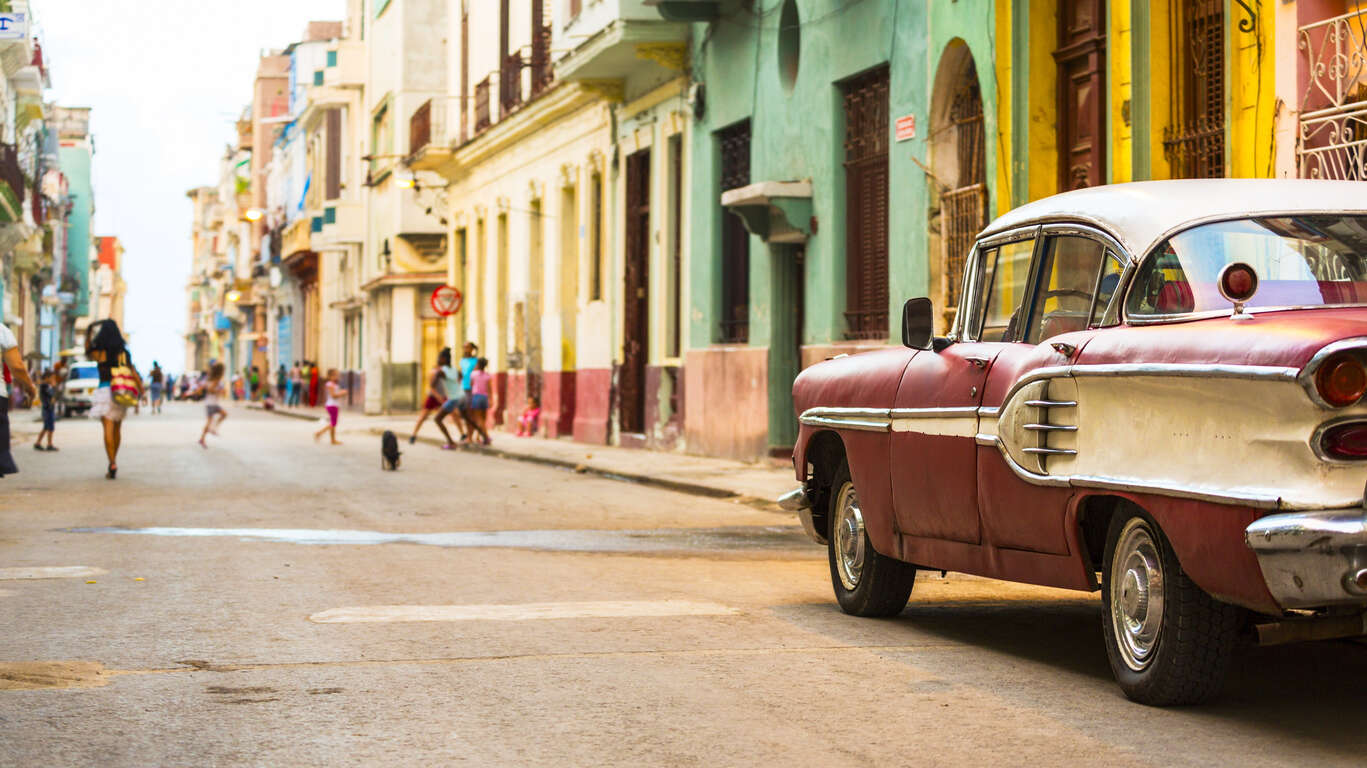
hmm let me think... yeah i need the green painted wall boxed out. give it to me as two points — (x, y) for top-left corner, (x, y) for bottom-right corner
(687, 0), (1000, 449)
(60, 143), (93, 318)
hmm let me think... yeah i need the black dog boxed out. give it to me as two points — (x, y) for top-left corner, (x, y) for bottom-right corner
(381, 430), (401, 470)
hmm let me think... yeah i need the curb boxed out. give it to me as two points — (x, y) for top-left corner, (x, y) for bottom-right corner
(248, 401), (784, 512)
(366, 427), (764, 504)
(245, 404), (323, 422)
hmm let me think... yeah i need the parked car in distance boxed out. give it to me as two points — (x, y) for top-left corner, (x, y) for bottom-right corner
(782, 179), (1367, 706)
(61, 360), (100, 417)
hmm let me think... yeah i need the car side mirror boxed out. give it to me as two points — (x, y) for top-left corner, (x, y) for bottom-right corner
(901, 297), (934, 350)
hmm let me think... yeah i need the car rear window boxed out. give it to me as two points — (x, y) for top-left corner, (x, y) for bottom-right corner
(71, 364), (98, 380)
(1127, 215), (1367, 317)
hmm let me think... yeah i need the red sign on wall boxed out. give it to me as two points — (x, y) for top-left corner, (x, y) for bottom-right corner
(895, 114), (916, 142)
(430, 285), (463, 317)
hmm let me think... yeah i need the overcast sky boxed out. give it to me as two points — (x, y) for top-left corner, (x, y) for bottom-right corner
(38, 0), (345, 374)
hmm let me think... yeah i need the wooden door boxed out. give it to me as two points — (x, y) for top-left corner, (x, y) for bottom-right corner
(1056, 0), (1106, 190)
(620, 148), (651, 435)
(842, 66), (890, 339)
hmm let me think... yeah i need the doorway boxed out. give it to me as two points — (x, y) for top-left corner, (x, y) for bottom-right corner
(620, 148), (651, 436)
(1055, 0), (1106, 189)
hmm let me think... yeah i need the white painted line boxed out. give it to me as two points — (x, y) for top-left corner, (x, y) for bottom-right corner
(0, 566), (107, 581)
(309, 600), (740, 624)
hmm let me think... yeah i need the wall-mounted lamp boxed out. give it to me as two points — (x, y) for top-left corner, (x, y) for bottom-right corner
(226, 290), (242, 303)
(381, 238), (392, 273)
(244, 208), (264, 222)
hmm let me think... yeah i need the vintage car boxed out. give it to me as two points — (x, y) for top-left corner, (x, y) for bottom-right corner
(781, 180), (1367, 706)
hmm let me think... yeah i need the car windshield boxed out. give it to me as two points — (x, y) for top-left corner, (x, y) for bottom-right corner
(1126, 215), (1367, 317)
(71, 364), (98, 380)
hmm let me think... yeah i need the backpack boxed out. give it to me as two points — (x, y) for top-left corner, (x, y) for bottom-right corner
(381, 430), (401, 471)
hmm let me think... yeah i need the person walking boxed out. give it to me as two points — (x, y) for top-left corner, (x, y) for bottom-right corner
(33, 370), (58, 451)
(86, 319), (142, 479)
(165, 372), (176, 403)
(148, 361), (164, 414)
(289, 362), (302, 406)
(313, 369), (347, 445)
(463, 357), (493, 445)
(411, 347), (457, 447)
(196, 361), (227, 448)
(308, 362), (320, 407)
(0, 322), (38, 478)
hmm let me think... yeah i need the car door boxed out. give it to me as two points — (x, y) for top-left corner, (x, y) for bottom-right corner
(978, 229), (1127, 555)
(890, 230), (1039, 544)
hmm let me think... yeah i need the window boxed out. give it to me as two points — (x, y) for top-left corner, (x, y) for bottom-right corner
(1092, 251), (1125, 326)
(842, 65), (890, 339)
(325, 108), (342, 199)
(1023, 235), (1107, 344)
(1163, 0), (1225, 178)
(589, 170), (604, 301)
(313, 70), (323, 86)
(717, 119), (751, 343)
(327, 50), (337, 68)
(974, 238), (1035, 342)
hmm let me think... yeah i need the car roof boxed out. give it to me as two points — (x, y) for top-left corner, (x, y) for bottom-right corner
(979, 179), (1367, 259)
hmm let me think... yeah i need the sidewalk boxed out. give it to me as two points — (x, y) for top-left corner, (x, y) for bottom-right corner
(247, 403), (797, 511)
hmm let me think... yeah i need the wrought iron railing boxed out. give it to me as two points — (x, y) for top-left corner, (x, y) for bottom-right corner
(0, 143), (23, 208)
(1298, 8), (1367, 179)
(501, 51), (524, 118)
(941, 183), (986, 315)
(531, 23), (553, 97)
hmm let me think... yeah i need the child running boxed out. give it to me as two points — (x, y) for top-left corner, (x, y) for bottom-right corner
(33, 370), (57, 452)
(197, 362), (227, 447)
(313, 369), (347, 445)
(463, 357), (492, 445)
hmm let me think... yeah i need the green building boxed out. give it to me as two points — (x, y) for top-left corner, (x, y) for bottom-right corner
(676, 0), (1001, 460)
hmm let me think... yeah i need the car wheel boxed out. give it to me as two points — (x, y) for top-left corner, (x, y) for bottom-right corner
(828, 460), (916, 617)
(1101, 512), (1244, 706)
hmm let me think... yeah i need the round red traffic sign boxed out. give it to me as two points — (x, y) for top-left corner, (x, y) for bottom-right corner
(430, 285), (463, 317)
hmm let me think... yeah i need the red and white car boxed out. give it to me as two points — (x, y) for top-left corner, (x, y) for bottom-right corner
(782, 180), (1367, 705)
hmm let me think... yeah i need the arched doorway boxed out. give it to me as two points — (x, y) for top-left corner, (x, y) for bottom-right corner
(927, 41), (987, 332)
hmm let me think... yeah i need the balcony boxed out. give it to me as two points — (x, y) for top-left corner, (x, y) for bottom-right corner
(474, 77), (492, 134)
(500, 51), (524, 118)
(0, 143), (24, 223)
(317, 201), (363, 246)
(322, 40), (364, 90)
(1298, 8), (1367, 179)
(555, 1), (690, 88)
(408, 97), (456, 174)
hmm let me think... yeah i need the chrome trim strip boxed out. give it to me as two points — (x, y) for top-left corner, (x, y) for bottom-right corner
(974, 433), (996, 446)
(800, 416), (890, 433)
(1298, 337), (1367, 410)
(800, 407), (890, 419)
(1071, 475), (1282, 509)
(889, 406), (981, 418)
(1071, 363), (1298, 381)
(1025, 399), (1077, 408)
(1025, 423), (1078, 432)
(1023, 447), (1078, 456)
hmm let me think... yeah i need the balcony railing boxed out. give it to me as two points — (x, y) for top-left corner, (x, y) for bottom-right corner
(1298, 8), (1367, 179)
(0, 143), (24, 220)
(410, 99), (432, 156)
(474, 76), (492, 134)
(531, 23), (553, 97)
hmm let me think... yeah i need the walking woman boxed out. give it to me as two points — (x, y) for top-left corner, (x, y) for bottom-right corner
(86, 319), (142, 479)
(410, 347), (456, 447)
(0, 321), (39, 479)
(148, 361), (164, 413)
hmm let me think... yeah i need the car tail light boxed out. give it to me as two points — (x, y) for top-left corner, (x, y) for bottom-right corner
(1315, 354), (1367, 407)
(1320, 422), (1367, 460)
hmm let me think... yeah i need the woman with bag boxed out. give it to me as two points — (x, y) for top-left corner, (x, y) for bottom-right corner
(86, 319), (142, 479)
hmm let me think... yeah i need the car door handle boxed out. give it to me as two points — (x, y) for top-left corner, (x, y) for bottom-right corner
(964, 356), (990, 369)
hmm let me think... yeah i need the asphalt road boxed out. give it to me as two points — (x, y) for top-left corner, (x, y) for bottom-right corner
(1, 404), (1364, 766)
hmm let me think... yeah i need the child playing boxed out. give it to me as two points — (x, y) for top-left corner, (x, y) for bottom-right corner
(33, 370), (57, 451)
(515, 395), (540, 437)
(197, 362), (227, 448)
(462, 357), (492, 446)
(313, 369), (348, 445)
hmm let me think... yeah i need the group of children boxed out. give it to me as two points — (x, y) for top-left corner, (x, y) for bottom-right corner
(410, 342), (494, 448)
(192, 361), (349, 448)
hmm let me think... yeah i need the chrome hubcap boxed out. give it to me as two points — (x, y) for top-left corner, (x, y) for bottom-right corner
(1110, 520), (1165, 672)
(833, 482), (866, 591)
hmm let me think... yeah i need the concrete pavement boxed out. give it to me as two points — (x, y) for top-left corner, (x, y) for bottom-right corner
(2, 403), (1365, 766)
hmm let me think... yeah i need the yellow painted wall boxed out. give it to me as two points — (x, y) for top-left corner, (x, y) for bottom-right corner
(1148, 0), (1174, 179)
(996, 0), (1014, 214)
(1110, 0), (1133, 183)
(1229, 0), (1276, 178)
(1028, 0), (1059, 202)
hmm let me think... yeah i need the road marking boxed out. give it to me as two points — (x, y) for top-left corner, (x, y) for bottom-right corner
(309, 600), (740, 624)
(0, 566), (107, 580)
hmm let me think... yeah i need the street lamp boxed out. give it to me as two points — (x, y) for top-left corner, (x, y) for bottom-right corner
(244, 208), (264, 222)
(380, 238), (392, 273)
(226, 290), (242, 303)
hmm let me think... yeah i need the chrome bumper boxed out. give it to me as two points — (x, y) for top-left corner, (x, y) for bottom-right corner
(1246, 509), (1367, 610)
(778, 486), (827, 545)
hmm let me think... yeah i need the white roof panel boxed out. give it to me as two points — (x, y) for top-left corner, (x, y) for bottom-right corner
(979, 179), (1367, 258)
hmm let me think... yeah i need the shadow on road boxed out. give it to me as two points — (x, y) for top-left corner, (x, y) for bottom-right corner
(771, 595), (1367, 756)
